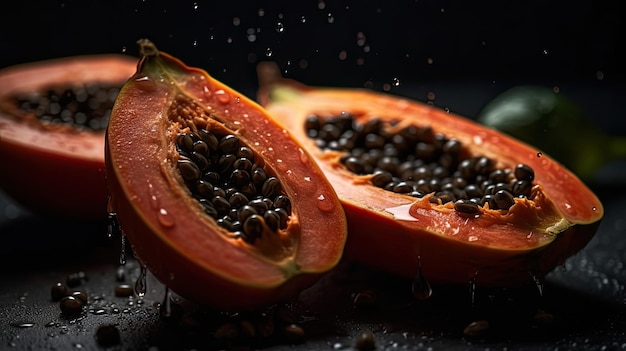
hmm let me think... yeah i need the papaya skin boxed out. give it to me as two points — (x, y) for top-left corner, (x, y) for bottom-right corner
(256, 61), (604, 288)
(0, 55), (137, 220)
(105, 40), (347, 310)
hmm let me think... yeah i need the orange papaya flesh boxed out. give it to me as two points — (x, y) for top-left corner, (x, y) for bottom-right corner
(256, 61), (604, 288)
(0, 55), (137, 220)
(105, 40), (347, 310)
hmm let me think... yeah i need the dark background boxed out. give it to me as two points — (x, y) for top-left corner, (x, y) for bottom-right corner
(1, 1), (625, 350)
(1, 1), (622, 88)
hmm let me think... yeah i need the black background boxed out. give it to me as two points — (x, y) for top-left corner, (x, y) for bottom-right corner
(1, 1), (625, 350)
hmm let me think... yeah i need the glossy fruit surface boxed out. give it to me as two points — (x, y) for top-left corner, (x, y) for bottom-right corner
(0, 54), (137, 220)
(257, 62), (604, 288)
(105, 40), (347, 310)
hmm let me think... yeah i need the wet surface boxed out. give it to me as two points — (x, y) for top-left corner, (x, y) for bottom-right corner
(0, 180), (625, 350)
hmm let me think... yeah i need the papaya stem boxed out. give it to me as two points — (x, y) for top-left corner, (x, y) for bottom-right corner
(137, 38), (159, 58)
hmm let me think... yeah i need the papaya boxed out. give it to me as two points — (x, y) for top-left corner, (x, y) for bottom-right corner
(105, 39), (347, 311)
(256, 61), (604, 288)
(0, 54), (137, 220)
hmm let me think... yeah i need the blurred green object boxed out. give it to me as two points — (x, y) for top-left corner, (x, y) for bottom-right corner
(477, 85), (626, 183)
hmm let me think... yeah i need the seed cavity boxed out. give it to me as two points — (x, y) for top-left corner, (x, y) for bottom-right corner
(12, 83), (121, 131)
(176, 130), (291, 244)
(305, 113), (537, 215)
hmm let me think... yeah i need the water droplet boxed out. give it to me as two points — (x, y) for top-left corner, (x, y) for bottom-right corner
(157, 208), (175, 227)
(215, 90), (230, 104)
(300, 16), (306, 23)
(135, 265), (147, 298)
(427, 57), (434, 64)
(232, 17), (241, 26)
(596, 70), (604, 80)
(119, 234), (127, 265)
(318, 0), (326, 10)
(592, 206), (597, 211)
(276, 22), (284, 33)
(160, 287), (172, 318)
(537, 152), (543, 157)
(469, 271), (478, 306)
(338, 50), (348, 60)
(529, 271), (544, 297)
(385, 203), (418, 221)
(392, 77), (401, 87)
(412, 257), (432, 300)
(10, 322), (35, 328)
(265, 48), (273, 57)
(316, 193), (335, 212)
(192, 2), (198, 10)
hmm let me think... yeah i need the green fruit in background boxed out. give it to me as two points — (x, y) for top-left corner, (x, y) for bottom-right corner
(477, 85), (626, 183)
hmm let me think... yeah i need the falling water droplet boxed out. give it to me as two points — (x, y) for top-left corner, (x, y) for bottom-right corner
(327, 13), (335, 23)
(107, 212), (119, 239)
(469, 271), (478, 306)
(119, 234), (126, 266)
(392, 77), (401, 87)
(135, 265), (147, 298)
(160, 287), (172, 318)
(265, 48), (273, 57)
(276, 22), (284, 33)
(529, 271), (544, 297)
(412, 256), (432, 300)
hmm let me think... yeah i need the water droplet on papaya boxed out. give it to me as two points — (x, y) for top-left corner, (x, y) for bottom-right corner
(385, 203), (418, 221)
(592, 206), (597, 211)
(298, 148), (310, 166)
(215, 90), (230, 104)
(537, 152), (543, 157)
(135, 76), (149, 82)
(316, 193), (335, 212)
(157, 208), (175, 227)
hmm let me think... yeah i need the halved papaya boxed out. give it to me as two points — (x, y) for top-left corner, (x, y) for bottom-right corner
(0, 54), (137, 220)
(256, 62), (604, 288)
(105, 40), (347, 310)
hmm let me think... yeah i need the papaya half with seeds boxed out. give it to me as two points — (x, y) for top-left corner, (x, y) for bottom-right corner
(105, 39), (347, 311)
(0, 54), (137, 220)
(256, 61), (604, 288)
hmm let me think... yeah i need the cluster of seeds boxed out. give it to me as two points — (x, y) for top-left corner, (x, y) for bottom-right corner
(305, 113), (536, 215)
(175, 129), (291, 243)
(12, 83), (121, 131)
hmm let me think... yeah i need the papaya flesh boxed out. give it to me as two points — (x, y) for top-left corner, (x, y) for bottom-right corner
(0, 54), (137, 220)
(257, 62), (604, 288)
(105, 40), (347, 311)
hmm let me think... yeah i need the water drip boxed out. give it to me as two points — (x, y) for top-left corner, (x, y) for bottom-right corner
(135, 265), (147, 298)
(469, 271), (478, 306)
(160, 286), (172, 318)
(119, 234), (126, 266)
(411, 256), (432, 300)
(528, 271), (544, 297)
